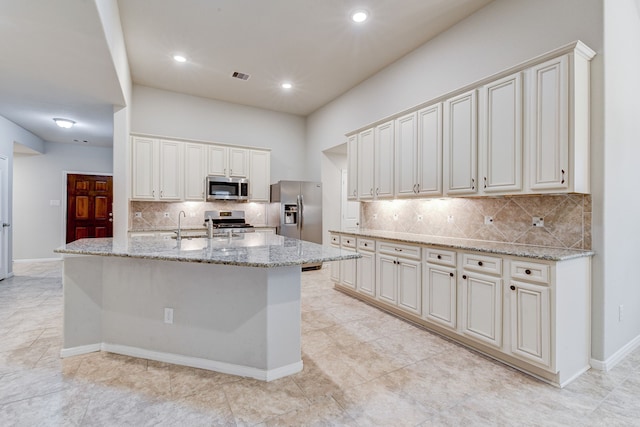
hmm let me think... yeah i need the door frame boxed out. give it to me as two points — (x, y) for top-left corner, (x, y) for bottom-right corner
(0, 155), (9, 279)
(62, 171), (113, 248)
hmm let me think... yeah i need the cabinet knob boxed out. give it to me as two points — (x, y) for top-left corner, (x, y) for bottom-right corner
(462, 275), (467, 280)
(484, 177), (487, 189)
(370, 188), (374, 195)
(449, 272), (454, 277)
(471, 178), (475, 190)
(510, 285), (516, 291)
(525, 269), (531, 275)
(478, 261), (483, 266)
(561, 169), (566, 184)
(437, 255), (442, 259)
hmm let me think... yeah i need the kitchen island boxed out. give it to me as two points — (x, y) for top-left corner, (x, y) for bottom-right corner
(55, 233), (358, 381)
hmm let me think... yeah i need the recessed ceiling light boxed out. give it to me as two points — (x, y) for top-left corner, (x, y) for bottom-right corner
(351, 10), (368, 23)
(281, 82), (293, 89)
(173, 54), (187, 63)
(53, 118), (75, 129)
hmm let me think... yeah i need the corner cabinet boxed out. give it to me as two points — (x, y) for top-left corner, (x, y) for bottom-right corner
(131, 137), (183, 201)
(347, 135), (358, 200)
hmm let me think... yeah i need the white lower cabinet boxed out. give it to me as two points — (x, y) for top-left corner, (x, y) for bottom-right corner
(356, 239), (376, 297)
(329, 234), (340, 283)
(461, 271), (503, 348)
(376, 241), (421, 315)
(509, 279), (551, 367)
(340, 236), (357, 290)
(330, 232), (591, 387)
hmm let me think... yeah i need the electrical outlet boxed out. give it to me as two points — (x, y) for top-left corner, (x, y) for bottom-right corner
(134, 212), (142, 218)
(164, 307), (174, 324)
(484, 216), (494, 225)
(373, 214), (378, 220)
(619, 305), (624, 322)
(417, 215), (423, 221)
(447, 215), (454, 224)
(532, 216), (545, 227)
(163, 212), (170, 218)
(393, 213), (399, 220)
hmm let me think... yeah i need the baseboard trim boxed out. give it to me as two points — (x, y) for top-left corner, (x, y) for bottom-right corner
(14, 257), (62, 264)
(100, 343), (303, 382)
(60, 343), (101, 358)
(590, 334), (640, 371)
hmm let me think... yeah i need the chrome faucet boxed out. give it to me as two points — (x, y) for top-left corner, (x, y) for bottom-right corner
(177, 210), (186, 241)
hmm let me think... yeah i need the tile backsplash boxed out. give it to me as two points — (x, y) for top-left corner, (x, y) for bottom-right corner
(361, 194), (591, 250)
(130, 201), (277, 231)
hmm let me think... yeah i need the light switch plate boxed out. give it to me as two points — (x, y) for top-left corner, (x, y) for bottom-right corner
(134, 212), (142, 218)
(532, 216), (545, 227)
(484, 216), (494, 225)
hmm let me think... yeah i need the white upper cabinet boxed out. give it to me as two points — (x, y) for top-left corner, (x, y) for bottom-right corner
(346, 41), (594, 199)
(131, 137), (183, 201)
(374, 120), (394, 199)
(207, 145), (248, 178)
(347, 135), (358, 200)
(248, 150), (271, 202)
(357, 128), (375, 200)
(444, 89), (478, 196)
(184, 143), (206, 201)
(479, 72), (523, 194)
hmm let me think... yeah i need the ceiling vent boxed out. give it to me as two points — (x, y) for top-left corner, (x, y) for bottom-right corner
(231, 71), (250, 81)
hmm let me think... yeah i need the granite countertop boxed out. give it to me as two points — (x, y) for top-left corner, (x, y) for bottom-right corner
(55, 234), (359, 268)
(330, 229), (594, 261)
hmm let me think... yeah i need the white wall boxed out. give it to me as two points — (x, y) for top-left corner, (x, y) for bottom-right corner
(0, 116), (46, 273)
(13, 142), (113, 260)
(598, 0), (640, 361)
(131, 85), (308, 183)
(321, 148), (347, 246)
(306, 0), (628, 361)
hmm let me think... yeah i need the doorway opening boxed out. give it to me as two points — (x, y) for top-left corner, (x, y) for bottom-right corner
(0, 156), (9, 279)
(65, 173), (113, 243)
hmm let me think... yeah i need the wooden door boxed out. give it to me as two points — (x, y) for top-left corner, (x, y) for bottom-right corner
(66, 174), (113, 243)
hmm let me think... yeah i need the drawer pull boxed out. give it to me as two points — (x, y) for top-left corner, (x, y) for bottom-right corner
(395, 248), (403, 252)
(462, 275), (467, 280)
(525, 269), (531, 275)
(478, 261), (483, 266)
(510, 285), (516, 291)
(364, 243), (368, 247)
(437, 255), (442, 259)
(449, 272), (454, 277)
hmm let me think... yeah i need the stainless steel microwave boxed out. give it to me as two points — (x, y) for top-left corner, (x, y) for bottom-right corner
(206, 176), (249, 201)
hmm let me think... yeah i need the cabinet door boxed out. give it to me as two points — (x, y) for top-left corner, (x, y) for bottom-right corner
(510, 280), (551, 367)
(417, 103), (443, 196)
(357, 128), (375, 200)
(184, 143), (206, 201)
(347, 135), (358, 200)
(376, 254), (397, 304)
(357, 250), (375, 297)
(397, 259), (421, 315)
(340, 248), (357, 290)
(424, 264), (457, 330)
(131, 137), (157, 200)
(207, 145), (227, 176)
(158, 140), (183, 200)
(444, 90), (478, 195)
(395, 112), (418, 197)
(529, 55), (569, 191)
(228, 148), (248, 177)
(461, 272), (502, 348)
(481, 73), (523, 193)
(375, 121), (394, 198)
(249, 150), (270, 202)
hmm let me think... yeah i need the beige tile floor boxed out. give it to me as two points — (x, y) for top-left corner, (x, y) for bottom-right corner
(0, 261), (639, 426)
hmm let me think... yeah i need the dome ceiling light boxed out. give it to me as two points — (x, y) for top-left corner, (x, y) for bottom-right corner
(53, 118), (75, 129)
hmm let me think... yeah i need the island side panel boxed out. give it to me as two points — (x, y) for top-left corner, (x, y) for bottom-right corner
(62, 255), (104, 354)
(99, 257), (302, 376)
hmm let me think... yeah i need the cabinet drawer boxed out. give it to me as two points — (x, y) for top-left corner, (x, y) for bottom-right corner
(341, 236), (356, 248)
(425, 248), (457, 267)
(462, 253), (502, 275)
(330, 234), (340, 245)
(358, 238), (376, 252)
(377, 241), (421, 260)
(511, 260), (550, 284)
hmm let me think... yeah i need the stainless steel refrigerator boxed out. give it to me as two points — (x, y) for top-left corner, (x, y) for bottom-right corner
(271, 181), (323, 268)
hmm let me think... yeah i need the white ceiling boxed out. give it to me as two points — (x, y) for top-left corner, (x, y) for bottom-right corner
(0, 0), (493, 147)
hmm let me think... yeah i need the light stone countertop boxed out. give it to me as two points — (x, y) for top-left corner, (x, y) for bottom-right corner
(330, 229), (594, 261)
(55, 234), (359, 268)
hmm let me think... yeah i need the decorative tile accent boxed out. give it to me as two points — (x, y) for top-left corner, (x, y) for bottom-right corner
(361, 195), (592, 250)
